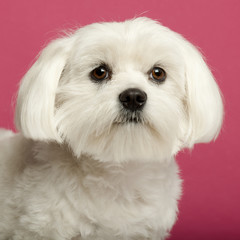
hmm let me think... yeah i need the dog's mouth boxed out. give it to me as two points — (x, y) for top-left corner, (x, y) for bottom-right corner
(114, 110), (145, 125)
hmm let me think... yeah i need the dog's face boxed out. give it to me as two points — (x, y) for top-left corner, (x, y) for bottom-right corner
(15, 18), (223, 162)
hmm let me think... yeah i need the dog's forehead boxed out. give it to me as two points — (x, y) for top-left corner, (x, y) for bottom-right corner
(72, 18), (182, 68)
(76, 20), (176, 48)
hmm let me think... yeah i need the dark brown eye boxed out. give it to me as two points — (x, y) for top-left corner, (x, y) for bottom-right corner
(90, 65), (109, 81)
(150, 67), (166, 82)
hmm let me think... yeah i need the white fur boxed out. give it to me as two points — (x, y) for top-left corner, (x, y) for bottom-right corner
(0, 18), (223, 240)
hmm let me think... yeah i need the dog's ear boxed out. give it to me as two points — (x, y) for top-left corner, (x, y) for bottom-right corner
(181, 41), (224, 147)
(15, 36), (75, 142)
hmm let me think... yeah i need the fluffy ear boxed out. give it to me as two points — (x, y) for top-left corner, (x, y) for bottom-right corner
(15, 36), (75, 142)
(182, 41), (224, 147)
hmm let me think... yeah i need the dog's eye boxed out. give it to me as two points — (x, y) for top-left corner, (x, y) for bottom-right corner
(90, 65), (109, 81)
(150, 67), (166, 83)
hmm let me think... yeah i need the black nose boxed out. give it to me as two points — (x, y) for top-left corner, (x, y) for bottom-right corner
(119, 88), (147, 111)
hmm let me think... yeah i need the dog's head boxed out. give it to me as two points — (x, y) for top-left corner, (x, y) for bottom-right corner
(15, 18), (223, 162)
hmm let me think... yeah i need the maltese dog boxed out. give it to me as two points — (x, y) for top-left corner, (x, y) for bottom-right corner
(0, 17), (223, 240)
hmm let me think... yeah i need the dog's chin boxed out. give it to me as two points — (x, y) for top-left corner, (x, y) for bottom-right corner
(75, 122), (175, 163)
(65, 111), (178, 163)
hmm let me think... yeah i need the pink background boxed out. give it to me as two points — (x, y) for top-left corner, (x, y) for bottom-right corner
(0, 0), (239, 239)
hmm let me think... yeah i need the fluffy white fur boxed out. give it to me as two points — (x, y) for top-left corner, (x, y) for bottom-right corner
(0, 18), (223, 240)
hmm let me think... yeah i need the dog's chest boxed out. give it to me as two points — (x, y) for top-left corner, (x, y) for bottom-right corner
(62, 159), (181, 239)
(12, 153), (180, 240)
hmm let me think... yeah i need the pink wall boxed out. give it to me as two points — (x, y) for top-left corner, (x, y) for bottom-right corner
(0, 0), (239, 239)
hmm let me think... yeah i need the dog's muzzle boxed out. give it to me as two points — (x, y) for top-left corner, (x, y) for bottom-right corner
(116, 88), (147, 124)
(119, 88), (147, 111)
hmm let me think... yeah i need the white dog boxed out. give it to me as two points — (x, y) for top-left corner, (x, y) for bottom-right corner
(0, 18), (223, 240)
